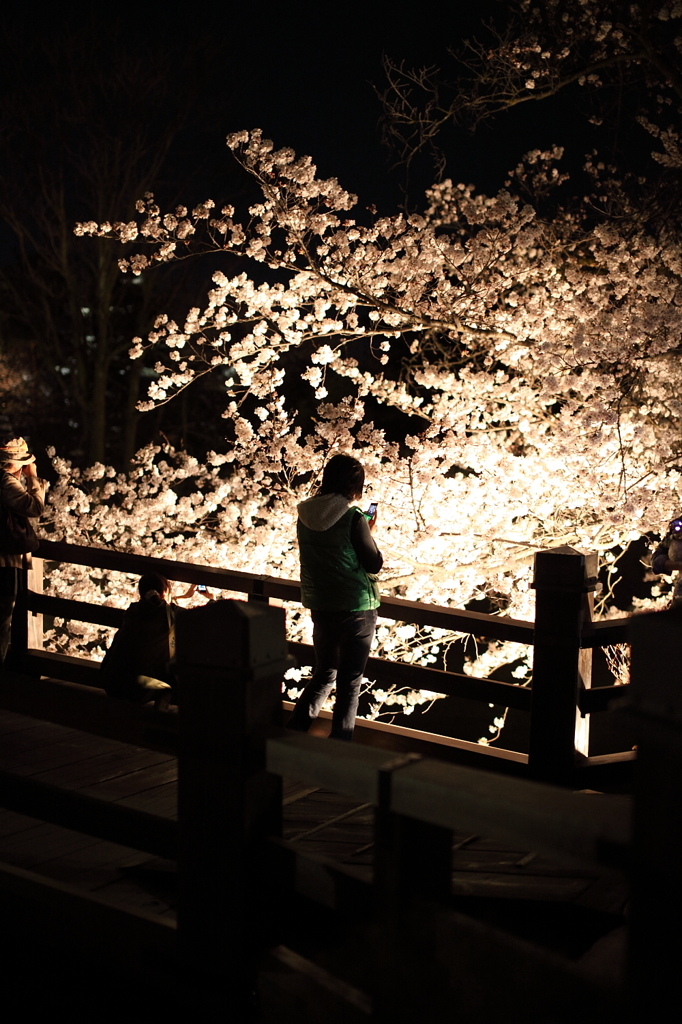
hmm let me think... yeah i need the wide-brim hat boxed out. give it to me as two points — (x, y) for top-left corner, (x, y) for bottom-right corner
(0, 437), (36, 465)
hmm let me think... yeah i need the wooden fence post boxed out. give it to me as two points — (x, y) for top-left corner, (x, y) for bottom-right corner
(174, 599), (289, 1006)
(373, 753), (451, 910)
(627, 605), (682, 1019)
(8, 566), (30, 670)
(372, 753), (452, 1024)
(8, 557), (42, 670)
(26, 556), (43, 651)
(529, 546), (597, 783)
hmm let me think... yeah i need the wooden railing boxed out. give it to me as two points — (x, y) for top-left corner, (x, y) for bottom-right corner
(0, 596), (289, 1013)
(258, 600), (682, 1022)
(264, 731), (631, 1021)
(6, 537), (634, 784)
(0, 544), (676, 1019)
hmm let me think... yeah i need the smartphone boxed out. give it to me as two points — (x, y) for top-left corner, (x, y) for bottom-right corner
(197, 584), (208, 593)
(365, 501), (378, 522)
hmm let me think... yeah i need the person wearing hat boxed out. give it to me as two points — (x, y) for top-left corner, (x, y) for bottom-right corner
(0, 438), (46, 666)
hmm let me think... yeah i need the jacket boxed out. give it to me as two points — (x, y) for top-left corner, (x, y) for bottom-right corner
(0, 470), (46, 568)
(297, 492), (382, 611)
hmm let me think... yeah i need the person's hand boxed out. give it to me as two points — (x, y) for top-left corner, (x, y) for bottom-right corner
(22, 462), (37, 479)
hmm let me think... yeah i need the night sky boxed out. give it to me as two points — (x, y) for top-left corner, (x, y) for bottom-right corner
(171, 1), (590, 207)
(5, 2), (568, 216)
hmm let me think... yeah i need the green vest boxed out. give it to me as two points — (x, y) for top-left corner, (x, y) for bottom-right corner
(298, 506), (380, 611)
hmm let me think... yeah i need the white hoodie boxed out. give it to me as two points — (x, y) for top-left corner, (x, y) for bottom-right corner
(297, 493), (353, 532)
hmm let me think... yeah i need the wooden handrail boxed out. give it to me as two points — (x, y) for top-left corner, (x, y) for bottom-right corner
(24, 539), (636, 784)
(267, 732), (397, 805)
(21, 588), (536, 714)
(36, 538), (631, 647)
(580, 617), (631, 647)
(26, 591), (125, 628)
(0, 669), (178, 752)
(25, 592), (533, 710)
(30, 540), (632, 730)
(36, 537), (301, 601)
(0, 541), (646, 1013)
(389, 757), (631, 869)
(378, 594), (533, 642)
(36, 538), (535, 642)
(0, 769), (177, 858)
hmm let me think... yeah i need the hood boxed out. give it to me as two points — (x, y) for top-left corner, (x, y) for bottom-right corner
(127, 593), (168, 619)
(297, 493), (352, 532)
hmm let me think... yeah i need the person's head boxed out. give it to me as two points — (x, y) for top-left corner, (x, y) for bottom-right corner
(670, 516), (682, 537)
(138, 573), (170, 600)
(0, 437), (35, 475)
(319, 454), (365, 501)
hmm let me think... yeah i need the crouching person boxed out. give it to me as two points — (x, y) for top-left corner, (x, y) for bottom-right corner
(100, 573), (178, 709)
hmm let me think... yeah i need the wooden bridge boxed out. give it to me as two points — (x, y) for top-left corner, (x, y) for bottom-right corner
(0, 539), (675, 1020)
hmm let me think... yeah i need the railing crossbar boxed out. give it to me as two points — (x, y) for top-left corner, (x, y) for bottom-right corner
(36, 539), (534, 642)
(266, 732), (631, 872)
(35, 539), (631, 646)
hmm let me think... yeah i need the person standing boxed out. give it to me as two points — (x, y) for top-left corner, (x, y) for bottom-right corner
(652, 514), (682, 606)
(0, 438), (45, 666)
(288, 454), (382, 741)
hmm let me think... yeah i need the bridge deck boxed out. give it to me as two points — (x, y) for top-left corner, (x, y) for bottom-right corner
(0, 709), (177, 918)
(281, 784), (626, 914)
(0, 709), (628, 928)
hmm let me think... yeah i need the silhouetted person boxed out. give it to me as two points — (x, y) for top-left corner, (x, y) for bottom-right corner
(0, 437), (45, 666)
(100, 572), (178, 707)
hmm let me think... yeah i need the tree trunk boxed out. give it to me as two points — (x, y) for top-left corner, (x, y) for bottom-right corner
(122, 361), (142, 467)
(88, 356), (109, 466)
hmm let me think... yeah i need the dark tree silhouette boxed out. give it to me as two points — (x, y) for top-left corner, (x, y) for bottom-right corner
(0, 19), (206, 465)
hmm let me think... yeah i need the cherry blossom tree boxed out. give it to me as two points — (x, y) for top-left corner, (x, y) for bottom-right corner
(61, 129), (676, 722)
(54, 4), (682, 735)
(72, 125), (682, 567)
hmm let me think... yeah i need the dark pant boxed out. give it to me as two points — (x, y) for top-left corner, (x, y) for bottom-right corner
(287, 608), (377, 741)
(0, 567), (20, 667)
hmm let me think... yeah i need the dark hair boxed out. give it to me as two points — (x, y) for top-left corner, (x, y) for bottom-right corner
(319, 454), (365, 500)
(138, 573), (170, 598)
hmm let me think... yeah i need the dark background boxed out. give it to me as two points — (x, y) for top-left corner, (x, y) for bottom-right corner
(0, 1), (601, 469)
